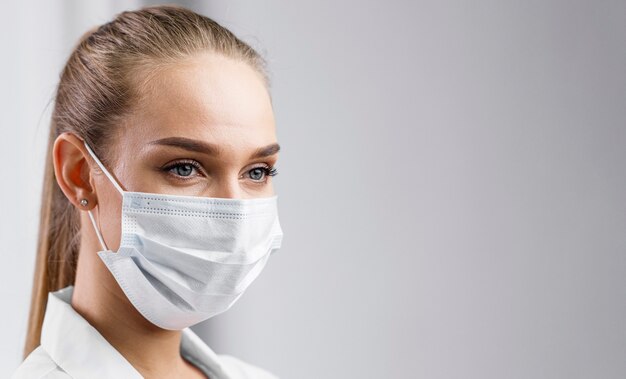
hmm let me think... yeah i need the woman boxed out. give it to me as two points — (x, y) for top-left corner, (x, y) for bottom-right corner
(13, 5), (283, 379)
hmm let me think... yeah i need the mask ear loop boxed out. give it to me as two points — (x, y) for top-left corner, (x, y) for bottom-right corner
(87, 208), (109, 251)
(82, 141), (126, 252)
(83, 142), (125, 194)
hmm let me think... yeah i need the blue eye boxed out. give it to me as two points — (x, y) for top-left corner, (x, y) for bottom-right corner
(163, 161), (201, 178)
(247, 166), (278, 182)
(249, 167), (265, 180)
(173, 163), (194, 177)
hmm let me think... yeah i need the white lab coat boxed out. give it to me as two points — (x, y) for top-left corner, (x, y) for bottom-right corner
(12, 286), (278, 379)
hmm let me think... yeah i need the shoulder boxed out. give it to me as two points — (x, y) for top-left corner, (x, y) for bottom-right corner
(218, 354), (279, 379)
(12, 346), (71, 379)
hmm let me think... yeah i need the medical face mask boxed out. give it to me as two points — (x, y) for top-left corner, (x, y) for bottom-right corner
(82, 142), (283, 330)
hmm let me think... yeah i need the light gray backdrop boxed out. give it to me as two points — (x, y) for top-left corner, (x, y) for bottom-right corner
(2, 1), (625, 378)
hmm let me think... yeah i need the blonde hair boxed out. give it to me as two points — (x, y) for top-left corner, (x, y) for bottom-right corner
(25, 4), (268, 357)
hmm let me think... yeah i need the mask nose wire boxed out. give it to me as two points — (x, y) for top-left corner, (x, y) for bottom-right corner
(82, 141), (126, 252)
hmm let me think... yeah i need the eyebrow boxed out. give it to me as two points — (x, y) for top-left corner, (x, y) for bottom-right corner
(251, 142), (281, 159)
(148, 137), (280, 159)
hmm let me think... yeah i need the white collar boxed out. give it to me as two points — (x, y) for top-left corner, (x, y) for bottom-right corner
(40, 286), (228, 378)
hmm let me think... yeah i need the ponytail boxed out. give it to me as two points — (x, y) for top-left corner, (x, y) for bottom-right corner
(24, 125), (80, 356)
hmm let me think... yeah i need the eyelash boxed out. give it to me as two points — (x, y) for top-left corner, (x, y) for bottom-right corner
(161, 159), (278, 183)
(264, 166), (279, 177)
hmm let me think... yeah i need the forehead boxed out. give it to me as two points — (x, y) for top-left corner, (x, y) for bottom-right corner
(125, 52), (276, 148)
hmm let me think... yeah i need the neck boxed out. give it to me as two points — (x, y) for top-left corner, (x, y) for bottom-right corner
(71, 231), (192, 378)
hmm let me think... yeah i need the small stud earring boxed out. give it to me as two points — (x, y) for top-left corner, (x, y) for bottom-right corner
(80, 199), (89, 207)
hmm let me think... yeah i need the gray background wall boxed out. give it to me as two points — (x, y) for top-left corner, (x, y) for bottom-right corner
(2, 1), (625, 378)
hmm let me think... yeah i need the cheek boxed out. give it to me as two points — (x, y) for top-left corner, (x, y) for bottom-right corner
(250, 180), (275, 197)
(94, 175), (123, 251)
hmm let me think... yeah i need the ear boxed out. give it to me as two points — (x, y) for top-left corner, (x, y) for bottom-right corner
(53, 132), (98, 210)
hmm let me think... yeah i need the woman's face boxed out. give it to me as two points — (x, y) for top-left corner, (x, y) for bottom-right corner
(92, 52), (279, 250)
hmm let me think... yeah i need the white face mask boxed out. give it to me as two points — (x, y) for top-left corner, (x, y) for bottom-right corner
(82, 141), (283, 330)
